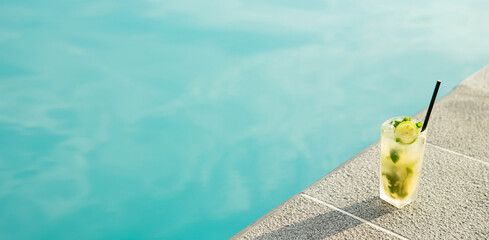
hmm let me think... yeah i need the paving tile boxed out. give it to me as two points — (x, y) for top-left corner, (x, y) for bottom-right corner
(414, 85), (489, 162)
(232, 194), (401, 240)
(303, 143), (489, 239)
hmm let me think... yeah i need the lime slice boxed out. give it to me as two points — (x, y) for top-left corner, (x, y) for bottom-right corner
(394, 121), (418, 144)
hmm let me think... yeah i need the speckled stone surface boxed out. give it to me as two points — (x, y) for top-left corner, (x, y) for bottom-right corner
(414, 85), (489, 162)
(232, 194), (401, 240)
(303, 144), (489, 239)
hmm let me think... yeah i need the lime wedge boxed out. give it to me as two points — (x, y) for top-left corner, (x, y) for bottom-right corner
(394, 121), (418, 144)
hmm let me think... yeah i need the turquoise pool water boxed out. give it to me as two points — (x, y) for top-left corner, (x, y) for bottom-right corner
(1, 1), (489, 239)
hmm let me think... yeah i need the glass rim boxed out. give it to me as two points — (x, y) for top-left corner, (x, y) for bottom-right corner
(382, 116), (426, 137)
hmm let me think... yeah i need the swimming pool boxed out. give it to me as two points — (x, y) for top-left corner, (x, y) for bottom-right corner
(1, 1), (489, 239)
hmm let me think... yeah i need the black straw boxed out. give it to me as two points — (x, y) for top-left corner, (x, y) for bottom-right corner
(421, 80), (441, 132)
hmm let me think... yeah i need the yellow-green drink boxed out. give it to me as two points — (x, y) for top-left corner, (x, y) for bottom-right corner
(380, 116), (426, 208)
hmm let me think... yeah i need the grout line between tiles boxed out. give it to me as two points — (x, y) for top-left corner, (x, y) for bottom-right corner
(428, 143), (489, 167)
(300, 194), (410, 240)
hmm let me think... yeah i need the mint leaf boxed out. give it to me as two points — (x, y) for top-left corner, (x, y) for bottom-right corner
(383, 172), (401, 194)
(393, 120), (401, 128)
(390, 149), (400, 163)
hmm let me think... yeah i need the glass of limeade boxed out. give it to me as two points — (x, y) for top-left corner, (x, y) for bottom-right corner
(380, 116), (426, 208)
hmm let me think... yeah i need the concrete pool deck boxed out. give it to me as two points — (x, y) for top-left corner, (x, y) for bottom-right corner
(231, 64), (489, 239)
